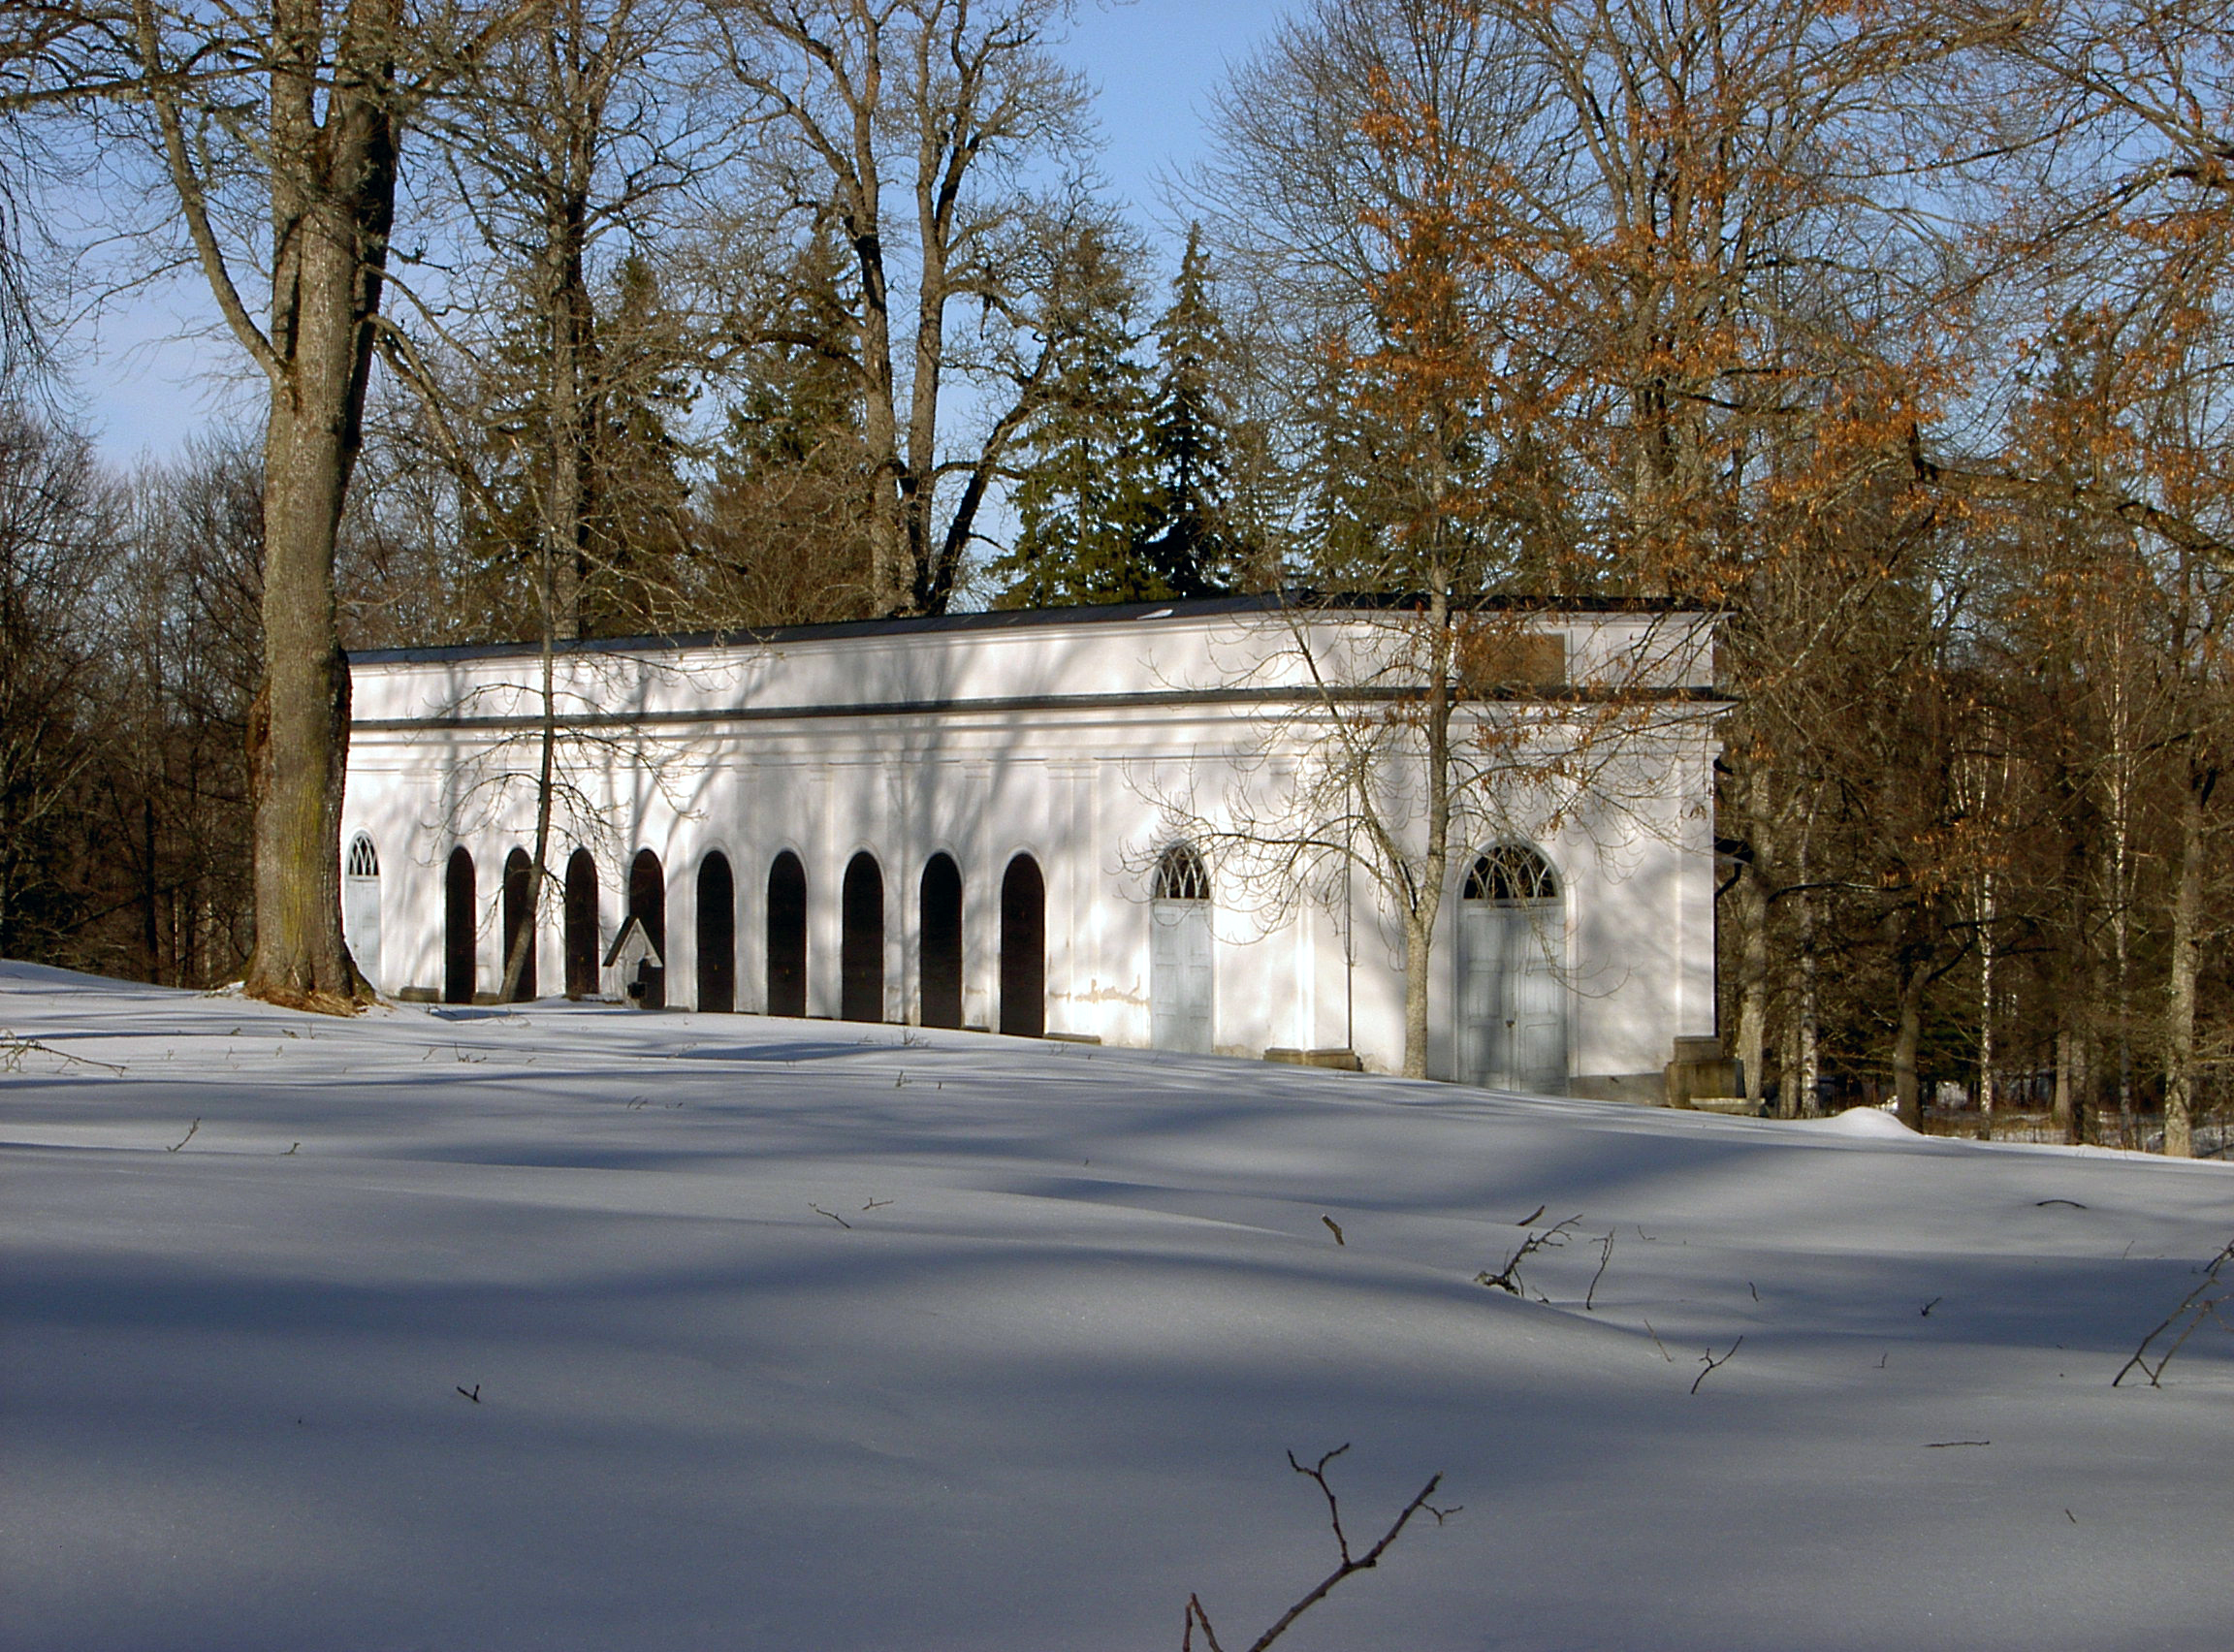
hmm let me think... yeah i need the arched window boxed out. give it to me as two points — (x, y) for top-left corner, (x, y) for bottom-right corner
(766, 851), (808, 1017)
(563, 849), (598, 999)
(999, 853), (1045, 1038)
(697, 851), (735, 1014)
(1457, 843), (1566, 1093)
(501, 848), (537, 1001)
(343, 834), (381, 987)
(628, 849), (667, 1010)
(919, 853), (964, 1029)
(1153, 842), (1211, 903)
(1150, 842), (1213, 1053)
(1463, 844), (1559, 904)
(841, 851), (884, 1023)
(443, 846), (476, 1004)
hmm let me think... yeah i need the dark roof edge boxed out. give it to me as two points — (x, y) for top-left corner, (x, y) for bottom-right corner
(345, 590), (1714, 667)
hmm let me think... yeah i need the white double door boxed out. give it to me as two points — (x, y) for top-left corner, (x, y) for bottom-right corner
(1150, 900), (1214, 1053)
(1458, 899), (1566, 1092)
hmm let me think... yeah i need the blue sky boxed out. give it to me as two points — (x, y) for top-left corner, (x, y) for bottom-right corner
(70, 0), (1293, 465)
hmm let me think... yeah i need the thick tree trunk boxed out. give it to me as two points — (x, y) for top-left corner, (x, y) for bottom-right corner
(248, 389), (367, 1005)
(236, 0), (396, 1010)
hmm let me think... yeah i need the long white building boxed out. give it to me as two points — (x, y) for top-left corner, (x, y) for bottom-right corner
(339, 595), (1721, 1095)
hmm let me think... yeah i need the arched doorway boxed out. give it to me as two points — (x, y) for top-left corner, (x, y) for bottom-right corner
(343, 834), (381, 988)
(563, 849), (598, 999)
(919, 853), (963, 1029)
(766, 851), (808, 1017)
(1150, 842), (1213, 1052)
(1457, 844), (1567, 1093)
(443, 846), (476, 1004)
(501, 848), (537, 1001)
(999, 853), (1044, 1037)
(697, 851), (735, 1013)
(628, 848), (667, 1009)
(841, 851), (884, 1023)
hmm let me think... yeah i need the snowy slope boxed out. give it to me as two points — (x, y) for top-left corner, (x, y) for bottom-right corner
(3, 961), (2229, 1652)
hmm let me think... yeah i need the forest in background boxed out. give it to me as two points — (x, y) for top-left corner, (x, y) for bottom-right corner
(0, 0), (2227, 1151)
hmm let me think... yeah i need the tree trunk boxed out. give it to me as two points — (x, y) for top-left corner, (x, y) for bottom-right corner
(2053, 1023), (2073, 1144)
(2160, 770), (2207, 1158)
(1401, 592), (1455, 1080)
(204, 0), (399, 1010)
(1893, 960), (1925, 1130)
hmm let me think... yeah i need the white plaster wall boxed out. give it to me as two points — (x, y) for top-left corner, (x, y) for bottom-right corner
(340, 607), (1718, 1084)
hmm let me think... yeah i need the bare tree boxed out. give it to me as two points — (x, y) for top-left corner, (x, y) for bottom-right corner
(707, 0), (1102, 615)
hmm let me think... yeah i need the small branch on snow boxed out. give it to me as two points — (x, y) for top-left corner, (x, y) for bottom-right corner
(1691, 1336), (1744, 1395)
(2113, 1238), (2234, 1388)
(166, 1119), (200, 1153)
(1182, 1445), (1454, 1652)
(1322, 1216), (1346, 1246)
(807, 1203), (853, 1229)
(1585, 1231), (1616, 1311)
(1, 1032), (126, 1075)
(1478, 1216), (1582, 1297)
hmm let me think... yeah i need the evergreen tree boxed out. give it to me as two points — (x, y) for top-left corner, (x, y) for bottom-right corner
(992, 227), (1161, 606)
(1136, 225), (1242, 596)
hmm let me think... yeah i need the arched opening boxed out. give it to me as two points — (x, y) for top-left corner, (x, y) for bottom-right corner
(918, 853), (964, 1029)
(766, 851), (808, 1017)
(840, 851), (884, 1023)
(1150, 842), (1213, 1052)
(563, 849), (598, 999)
(343, 834), (381, 988)
(501, 848), (537, 1001)
(443, 846), (476, 1004)
(1458, 844), (1566, 1093)
(628, 848), (667, 1010)
(697, 851), (736, 1013)
(1000, 853), (1045, 1038)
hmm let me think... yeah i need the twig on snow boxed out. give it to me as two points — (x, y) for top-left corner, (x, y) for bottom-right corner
(1322, 1216), (1346, 1246)
(2114, 1238), (2234, 1388)
(1691, 1336), (1744, 1395)
(1585, 1230), (1616, 1311)
(1, 1032), (126, 1075)
(1182, 1445), (1455, 1652)
(807, 1202), (852, 1229)
(166, 1118), (200, 1153)
(1477, 1216), (1582, 1297)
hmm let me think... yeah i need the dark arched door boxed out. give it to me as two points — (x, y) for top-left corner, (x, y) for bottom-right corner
(501, 848), (537, 1001)
(697, 851), (735, 1013)
(766, 851), (808, 1017)
(919, 853), (963, 1029)
(840, 851), (884, 1023)
(629, 848), (667, 1009)
(443, 846), (476, 1004)
(1000, 853), (1045, 1037)
(563, 849), (598, 999)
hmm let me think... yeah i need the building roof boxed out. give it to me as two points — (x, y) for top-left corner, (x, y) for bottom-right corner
(345, 590), (1708, 667)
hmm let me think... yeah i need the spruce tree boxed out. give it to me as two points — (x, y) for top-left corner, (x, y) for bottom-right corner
(993, 227), (1160, 606)
(1136, 225), (1241, 596)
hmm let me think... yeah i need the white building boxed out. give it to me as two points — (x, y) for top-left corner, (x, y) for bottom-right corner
(339, 595), (1721, 1094)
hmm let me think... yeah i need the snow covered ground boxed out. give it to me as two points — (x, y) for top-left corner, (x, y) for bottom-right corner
(4, 961), (2230, 1652)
